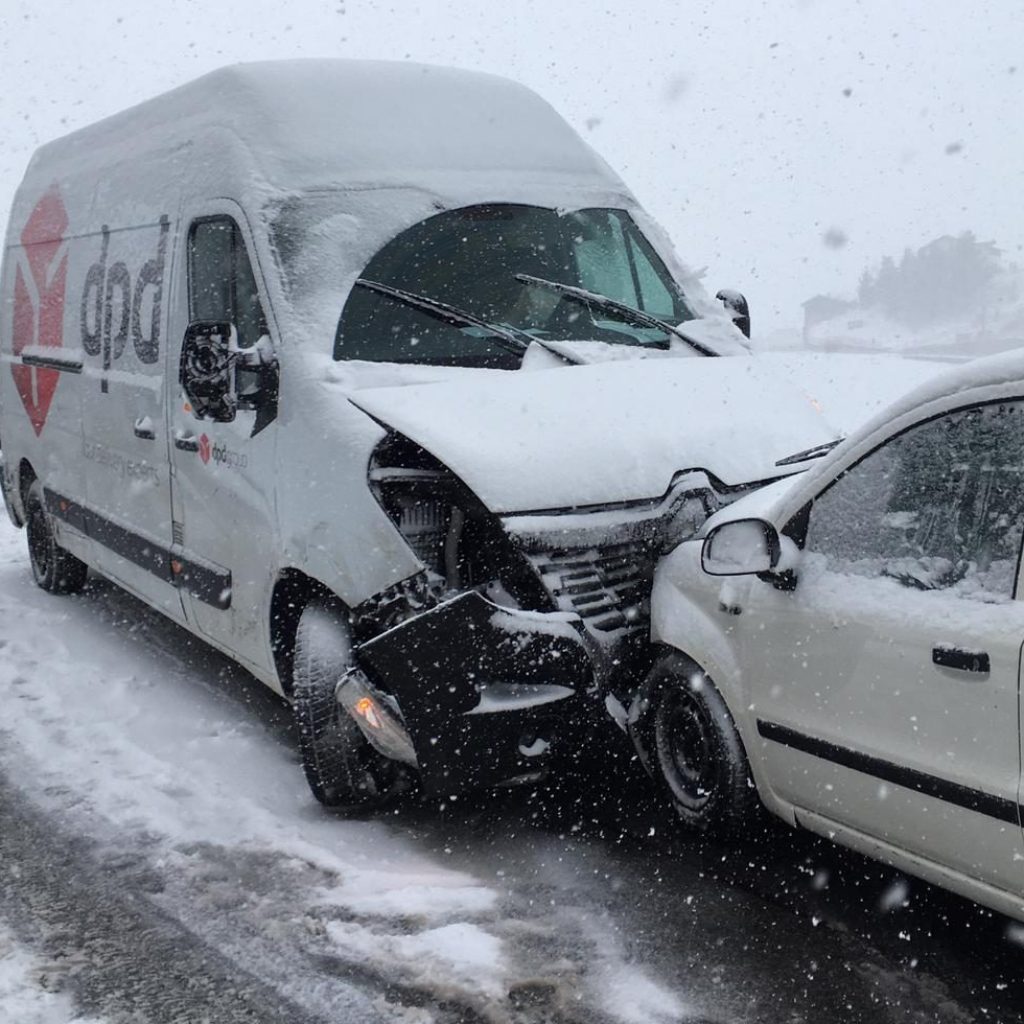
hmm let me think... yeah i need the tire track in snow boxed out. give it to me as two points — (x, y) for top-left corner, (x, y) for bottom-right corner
(0, 773), (351, 1024)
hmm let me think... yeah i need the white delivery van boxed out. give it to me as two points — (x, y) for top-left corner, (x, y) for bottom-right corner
(0, 60), (941, 806)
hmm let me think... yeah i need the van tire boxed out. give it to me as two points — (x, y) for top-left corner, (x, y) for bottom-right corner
(633, 653), (759, 838)
(292, 601), (402, 808)
(24, 481), (88, 595)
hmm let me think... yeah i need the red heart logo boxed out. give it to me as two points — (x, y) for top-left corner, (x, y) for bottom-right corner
(198, 433), (211, 464)
(11, 187), (68, 436)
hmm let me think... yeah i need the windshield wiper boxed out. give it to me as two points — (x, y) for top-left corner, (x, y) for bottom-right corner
(355, 279), (531, 354)
(774, 439), (842, 467)
(514, 274), (718, 357)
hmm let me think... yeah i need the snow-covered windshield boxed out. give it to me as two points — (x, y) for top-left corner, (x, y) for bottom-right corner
(272, 200), (696, 368)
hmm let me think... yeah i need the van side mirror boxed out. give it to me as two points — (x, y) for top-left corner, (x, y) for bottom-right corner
(234, 335), (279, 434)
(702, 518), (779, 576)
(181, 321), (235, 422)
(181, 322), (279, 431)
(715, 289), (750, 339)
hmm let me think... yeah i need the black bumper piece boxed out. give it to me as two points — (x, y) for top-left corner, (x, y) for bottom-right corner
(355, 591), (594, 794)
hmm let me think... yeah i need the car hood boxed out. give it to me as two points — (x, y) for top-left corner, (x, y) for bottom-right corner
(350, 355), (868, 514)
(748, 350), (946, 435)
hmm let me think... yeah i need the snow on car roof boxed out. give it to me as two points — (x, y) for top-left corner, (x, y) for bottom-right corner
(24, 60), (623, 199)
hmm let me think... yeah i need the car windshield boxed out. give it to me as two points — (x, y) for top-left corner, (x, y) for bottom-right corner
(269, 201), (695, 368)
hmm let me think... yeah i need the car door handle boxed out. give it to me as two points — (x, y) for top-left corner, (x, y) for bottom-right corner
(932, 645), (990, 674)
(174, 431), (199, 452)
(133, 416), (156, 440)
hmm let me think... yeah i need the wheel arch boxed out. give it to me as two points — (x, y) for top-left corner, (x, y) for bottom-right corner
(631, 645), (750, 760)
(633, 642), (793, 829)
(269, 568), (348, 696)
(647, 559), (750, 726)
(13, 458), (37, 524)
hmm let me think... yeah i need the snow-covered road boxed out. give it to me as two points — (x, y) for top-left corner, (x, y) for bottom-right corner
(0, 516), (1020, 1023)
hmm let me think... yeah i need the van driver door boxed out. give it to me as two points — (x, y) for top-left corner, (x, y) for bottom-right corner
(165, 202), (280, 680)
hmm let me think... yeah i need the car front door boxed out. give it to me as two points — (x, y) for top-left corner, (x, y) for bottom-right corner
(749, 400), (1024, 894)
(166, 206), (279, 678)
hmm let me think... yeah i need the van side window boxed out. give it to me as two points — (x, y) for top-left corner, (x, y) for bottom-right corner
(188, 217), (267, 349)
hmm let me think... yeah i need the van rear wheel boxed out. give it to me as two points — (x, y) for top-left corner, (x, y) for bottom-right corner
(292, 601), (404, 808)
(25, 481), (88, 595)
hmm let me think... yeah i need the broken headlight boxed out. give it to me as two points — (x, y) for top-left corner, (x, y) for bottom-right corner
(369, 434), (551, 609)
(387, 485), (460, 581)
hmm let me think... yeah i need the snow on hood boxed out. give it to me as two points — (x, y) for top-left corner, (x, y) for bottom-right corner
(752, 351), (947, 435)
(350, 357), (846, 514)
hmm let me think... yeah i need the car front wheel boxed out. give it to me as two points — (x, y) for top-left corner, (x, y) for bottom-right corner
(633, 652), (759, 837)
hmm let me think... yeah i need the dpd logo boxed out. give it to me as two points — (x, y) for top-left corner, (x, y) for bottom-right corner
(80, 215), (169, 388)
(11, 186), (68, 435)
(193, 434), (248, 471)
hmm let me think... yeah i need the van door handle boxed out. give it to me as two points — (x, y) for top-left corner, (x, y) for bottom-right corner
(174, 431), (199, 452)
(134, 416), (155, 440)
(932, 645), (990, 674)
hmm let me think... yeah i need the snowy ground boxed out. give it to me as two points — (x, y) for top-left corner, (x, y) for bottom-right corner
(0, 922), (104, 1024)
(0, 515), (1022, 1023)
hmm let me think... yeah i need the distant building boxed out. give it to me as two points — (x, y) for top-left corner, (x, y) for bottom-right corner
(801, 295), (853, 343)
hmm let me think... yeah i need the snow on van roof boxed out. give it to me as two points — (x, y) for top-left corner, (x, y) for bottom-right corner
(24, 60), (623, 197)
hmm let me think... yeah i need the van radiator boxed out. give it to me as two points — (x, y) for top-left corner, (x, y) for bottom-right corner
(394, 496), (449, 573)
(527, 539), (655, 633)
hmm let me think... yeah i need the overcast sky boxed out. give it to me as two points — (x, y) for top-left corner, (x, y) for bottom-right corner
(2, 0), (1021, 332)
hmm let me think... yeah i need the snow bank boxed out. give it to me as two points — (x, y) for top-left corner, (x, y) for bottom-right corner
(0, 926), (102, 1024)
(327, 920), (506, 1000)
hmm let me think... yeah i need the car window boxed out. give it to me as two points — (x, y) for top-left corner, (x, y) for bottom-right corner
(188, 216), (267, 349)
(803, 401), (1024, 601)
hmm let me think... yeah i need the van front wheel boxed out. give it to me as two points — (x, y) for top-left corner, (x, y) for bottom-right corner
(292, 601), (404, 808)
(25, 481), (88, 595)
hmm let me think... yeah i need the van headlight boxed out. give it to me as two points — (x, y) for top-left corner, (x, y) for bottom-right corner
(386, 487), (463, 583)
(369, 435), (551, 609)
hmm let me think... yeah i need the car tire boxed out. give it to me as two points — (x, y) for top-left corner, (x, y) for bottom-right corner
(634, 652), (759, 837)
(292, 600), (404, 808)
(24, 480), (88, 595)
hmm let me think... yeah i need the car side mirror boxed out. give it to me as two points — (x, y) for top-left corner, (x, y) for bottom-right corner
(702, 518), (780, 576)
(181, 320), (235, 422)
(715, 289), (750, 339)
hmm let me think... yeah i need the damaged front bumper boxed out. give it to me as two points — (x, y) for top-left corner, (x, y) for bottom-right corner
(350, 590), (603, 794)
(343, 469), (732, 795)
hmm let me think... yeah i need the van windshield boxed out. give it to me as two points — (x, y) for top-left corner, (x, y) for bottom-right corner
(270, 199), (697, 368)
(337, 204), (694, 367)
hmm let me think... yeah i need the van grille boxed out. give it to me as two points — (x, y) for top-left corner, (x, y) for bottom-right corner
(528, 540), (655, 633)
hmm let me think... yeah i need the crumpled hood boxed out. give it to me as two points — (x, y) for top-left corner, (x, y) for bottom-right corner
(350, 356), (865, 514)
